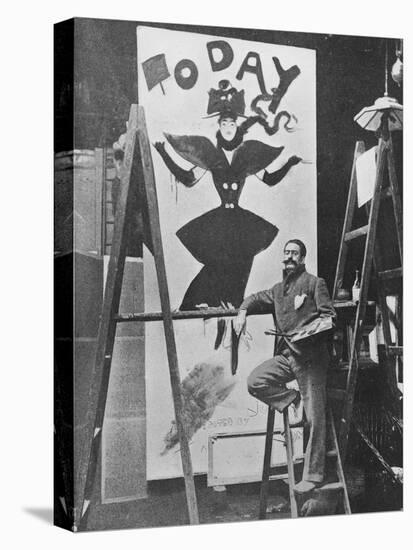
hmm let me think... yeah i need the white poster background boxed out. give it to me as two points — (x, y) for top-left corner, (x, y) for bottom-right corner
(137, 26), (317, 479)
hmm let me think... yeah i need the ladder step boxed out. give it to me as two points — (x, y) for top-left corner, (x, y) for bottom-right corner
(329, 358), (378, 372)
(269, 472), (290, 481)
(326, 449), (338, 458)
(327, 388), (346, 400)
(269, 449), (337, 479)
(268, 456), (305, 478)
(344, 225), (368, 242)
(288, 420), (306, 429)
(378, 267), (402, 280)
(315, 482), (344, 493)
(388, 345), (403, 357)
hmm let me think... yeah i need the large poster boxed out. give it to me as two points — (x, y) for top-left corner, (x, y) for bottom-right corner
(137, 26), (317, 479)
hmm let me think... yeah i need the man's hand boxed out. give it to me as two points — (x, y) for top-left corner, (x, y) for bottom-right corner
(233, 309), (247, 336)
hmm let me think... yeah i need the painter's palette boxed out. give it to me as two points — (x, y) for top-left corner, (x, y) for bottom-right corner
(290, 316), (333, 342)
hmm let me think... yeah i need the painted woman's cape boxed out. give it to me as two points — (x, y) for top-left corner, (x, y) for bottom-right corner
(165, 134), (219, 170)
(162, 132), (282, 310)
(164, 133), (284, 176)
(232, 140), (284, 178)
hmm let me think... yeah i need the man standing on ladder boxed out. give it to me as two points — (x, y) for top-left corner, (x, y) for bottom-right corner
(234, 239), (336, 493)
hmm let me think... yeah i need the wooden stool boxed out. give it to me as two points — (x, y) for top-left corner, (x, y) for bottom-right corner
(259, 401), (301, 519)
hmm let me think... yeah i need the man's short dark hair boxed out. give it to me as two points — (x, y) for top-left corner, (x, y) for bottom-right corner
(284, 239), (307, 257)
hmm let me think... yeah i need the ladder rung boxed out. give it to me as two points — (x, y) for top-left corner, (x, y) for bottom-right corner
(269, 472), (289, 481)
(333, 300), (376, 309)
(288, 420), (306, 429)
(327, 388), (346, 400)
(269, 449), (337, 480)
(278, 479), (344, 490)
(388, 345), (403, 357)
(315, 482), (344, 492)
(268, 456), (305, 476)
(378, 267), (402, 280)
(329, 358), (378, 372)
(344, 225), (368, 242)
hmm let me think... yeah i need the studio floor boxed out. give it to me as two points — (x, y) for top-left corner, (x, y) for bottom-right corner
(86, 476), (292, 531)
(75, 466), (402, 532)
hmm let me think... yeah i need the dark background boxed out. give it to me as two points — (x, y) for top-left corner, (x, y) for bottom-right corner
(54, 17), (403, 290)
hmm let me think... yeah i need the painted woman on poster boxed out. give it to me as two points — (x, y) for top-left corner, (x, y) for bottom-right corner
(153, 56), (303, 311)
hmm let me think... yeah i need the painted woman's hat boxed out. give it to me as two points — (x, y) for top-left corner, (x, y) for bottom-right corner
(205, 80), (246, 119)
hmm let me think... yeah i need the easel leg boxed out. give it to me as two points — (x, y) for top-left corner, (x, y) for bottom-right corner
(77, 106), (139, 530)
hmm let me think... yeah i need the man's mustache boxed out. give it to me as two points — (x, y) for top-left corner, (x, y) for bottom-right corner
(283, 259), (298, 266)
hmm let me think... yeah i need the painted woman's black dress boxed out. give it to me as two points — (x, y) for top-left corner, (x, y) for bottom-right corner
(162, 134), (284, 310)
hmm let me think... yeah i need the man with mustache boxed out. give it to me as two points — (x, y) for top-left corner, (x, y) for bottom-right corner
(234, 239), (336, 493)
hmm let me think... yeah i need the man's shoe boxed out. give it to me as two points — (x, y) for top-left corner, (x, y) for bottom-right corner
(292, 391), (301, 410)
(293, 480), (323, 494)
(269, 389), (300, 413)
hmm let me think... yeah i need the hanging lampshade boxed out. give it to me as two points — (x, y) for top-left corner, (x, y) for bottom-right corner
(354, 39), (403, 132)
(354, 96), (403, 132)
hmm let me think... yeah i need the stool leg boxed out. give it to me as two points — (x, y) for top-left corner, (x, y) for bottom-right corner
(302, 408), (309, 450)
(283, 408), (298, 518)
(259, 406), (275, 519)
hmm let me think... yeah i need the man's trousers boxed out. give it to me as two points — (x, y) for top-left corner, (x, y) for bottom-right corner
(247, 344), (329, 483)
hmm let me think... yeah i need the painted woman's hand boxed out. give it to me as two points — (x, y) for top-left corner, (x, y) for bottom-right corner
(154, 141), (166, 154)
(289, 155), (302, 166)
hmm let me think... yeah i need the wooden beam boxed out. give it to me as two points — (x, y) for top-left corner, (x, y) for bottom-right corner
(115, 307), (239, 322)
(113, 301), (376, 323)
(137, 105), (199, 525)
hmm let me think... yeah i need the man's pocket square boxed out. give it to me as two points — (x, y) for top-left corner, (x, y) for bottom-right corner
(294, 294), (307, 310)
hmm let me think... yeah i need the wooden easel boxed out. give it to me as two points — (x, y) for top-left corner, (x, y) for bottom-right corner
(332, 113), (403, 469)
(75, 104), (200, 530)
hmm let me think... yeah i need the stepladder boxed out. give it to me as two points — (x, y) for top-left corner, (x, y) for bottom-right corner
(332, 114), (402, 470)
(73, 105), (199, 530)
(259, 403), (351, 518)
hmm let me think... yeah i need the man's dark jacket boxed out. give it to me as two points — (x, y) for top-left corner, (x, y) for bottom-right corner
(239, 264), (336, 355)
